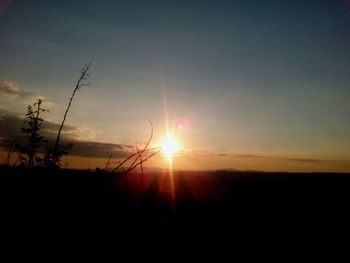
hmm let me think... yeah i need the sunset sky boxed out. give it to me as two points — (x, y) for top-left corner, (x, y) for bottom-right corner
(0, 0), (349, 172)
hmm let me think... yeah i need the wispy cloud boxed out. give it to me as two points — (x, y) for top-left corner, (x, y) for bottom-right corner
(0, 82), (20, 97)
(0, 81), (54, 107)
(277, 157), (329, 163)
(189, 149), (336, 164)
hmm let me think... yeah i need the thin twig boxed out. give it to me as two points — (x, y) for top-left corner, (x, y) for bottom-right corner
(124, 120), (153, 174)
(136, 144), (144, 186)
(51, 62), (91, 166)
(123, 149), (161, 175)
(105, 154), (112, 172)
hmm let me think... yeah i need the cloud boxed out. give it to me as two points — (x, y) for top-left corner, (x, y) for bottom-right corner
(189, 149), (335, 164)
(191, 150), (263, 159)
(0, 82), (20, 97)
(277, 157), (329, 163)
(0, 81), (54, 107)
(0, 109), (337, 163)
(0, 110), (134, 159)
(67, 141), (133, 158)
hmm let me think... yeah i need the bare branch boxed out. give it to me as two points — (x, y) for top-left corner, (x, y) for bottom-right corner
(109, 120), (160, 176)
(123, 120), (153, 174)
(50, 62), (91, 167)
(123, 149), (161, 175)
(136, 144), (144, 180)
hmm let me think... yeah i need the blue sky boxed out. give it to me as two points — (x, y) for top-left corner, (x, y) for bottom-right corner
(0, 0), (349, 171)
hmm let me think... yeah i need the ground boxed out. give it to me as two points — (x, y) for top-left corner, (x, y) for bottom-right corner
(1, 165), (349, 240)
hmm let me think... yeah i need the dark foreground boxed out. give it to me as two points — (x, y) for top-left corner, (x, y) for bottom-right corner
(1, 166), (349, 239)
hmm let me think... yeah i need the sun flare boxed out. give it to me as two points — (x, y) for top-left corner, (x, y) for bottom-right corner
(160, 134), (180, 161)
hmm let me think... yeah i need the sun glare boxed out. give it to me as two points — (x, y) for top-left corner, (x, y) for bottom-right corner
(160, 134), (180, 161)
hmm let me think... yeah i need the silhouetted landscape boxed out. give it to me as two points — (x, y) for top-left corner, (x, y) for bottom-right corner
(1, 1), (350, 244)
(2, 165), (349, 238)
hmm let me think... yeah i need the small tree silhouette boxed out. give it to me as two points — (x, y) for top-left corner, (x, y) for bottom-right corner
(19, 99), (48, 167)
(2, 137), (19, 166)
(47, 62), (91, 168)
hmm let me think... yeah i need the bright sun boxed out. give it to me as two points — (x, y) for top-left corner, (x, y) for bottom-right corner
(160, 134), (180, 161)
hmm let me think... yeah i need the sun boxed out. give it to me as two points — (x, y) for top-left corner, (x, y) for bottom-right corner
(160, 134), (180, 161)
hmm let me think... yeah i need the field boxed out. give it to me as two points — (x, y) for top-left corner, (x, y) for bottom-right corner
(1, 166), (349, 239)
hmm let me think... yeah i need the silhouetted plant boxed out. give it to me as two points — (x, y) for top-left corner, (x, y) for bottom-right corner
(2, 137), (19, 166)
(19, 99), (48, 167)
(43, 142), (73, 168)
(48, 62), (91, 168)
(108, 121), (161, 181)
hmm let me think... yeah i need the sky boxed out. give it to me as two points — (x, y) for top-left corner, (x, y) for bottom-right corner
(0, 0), (350, 172)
